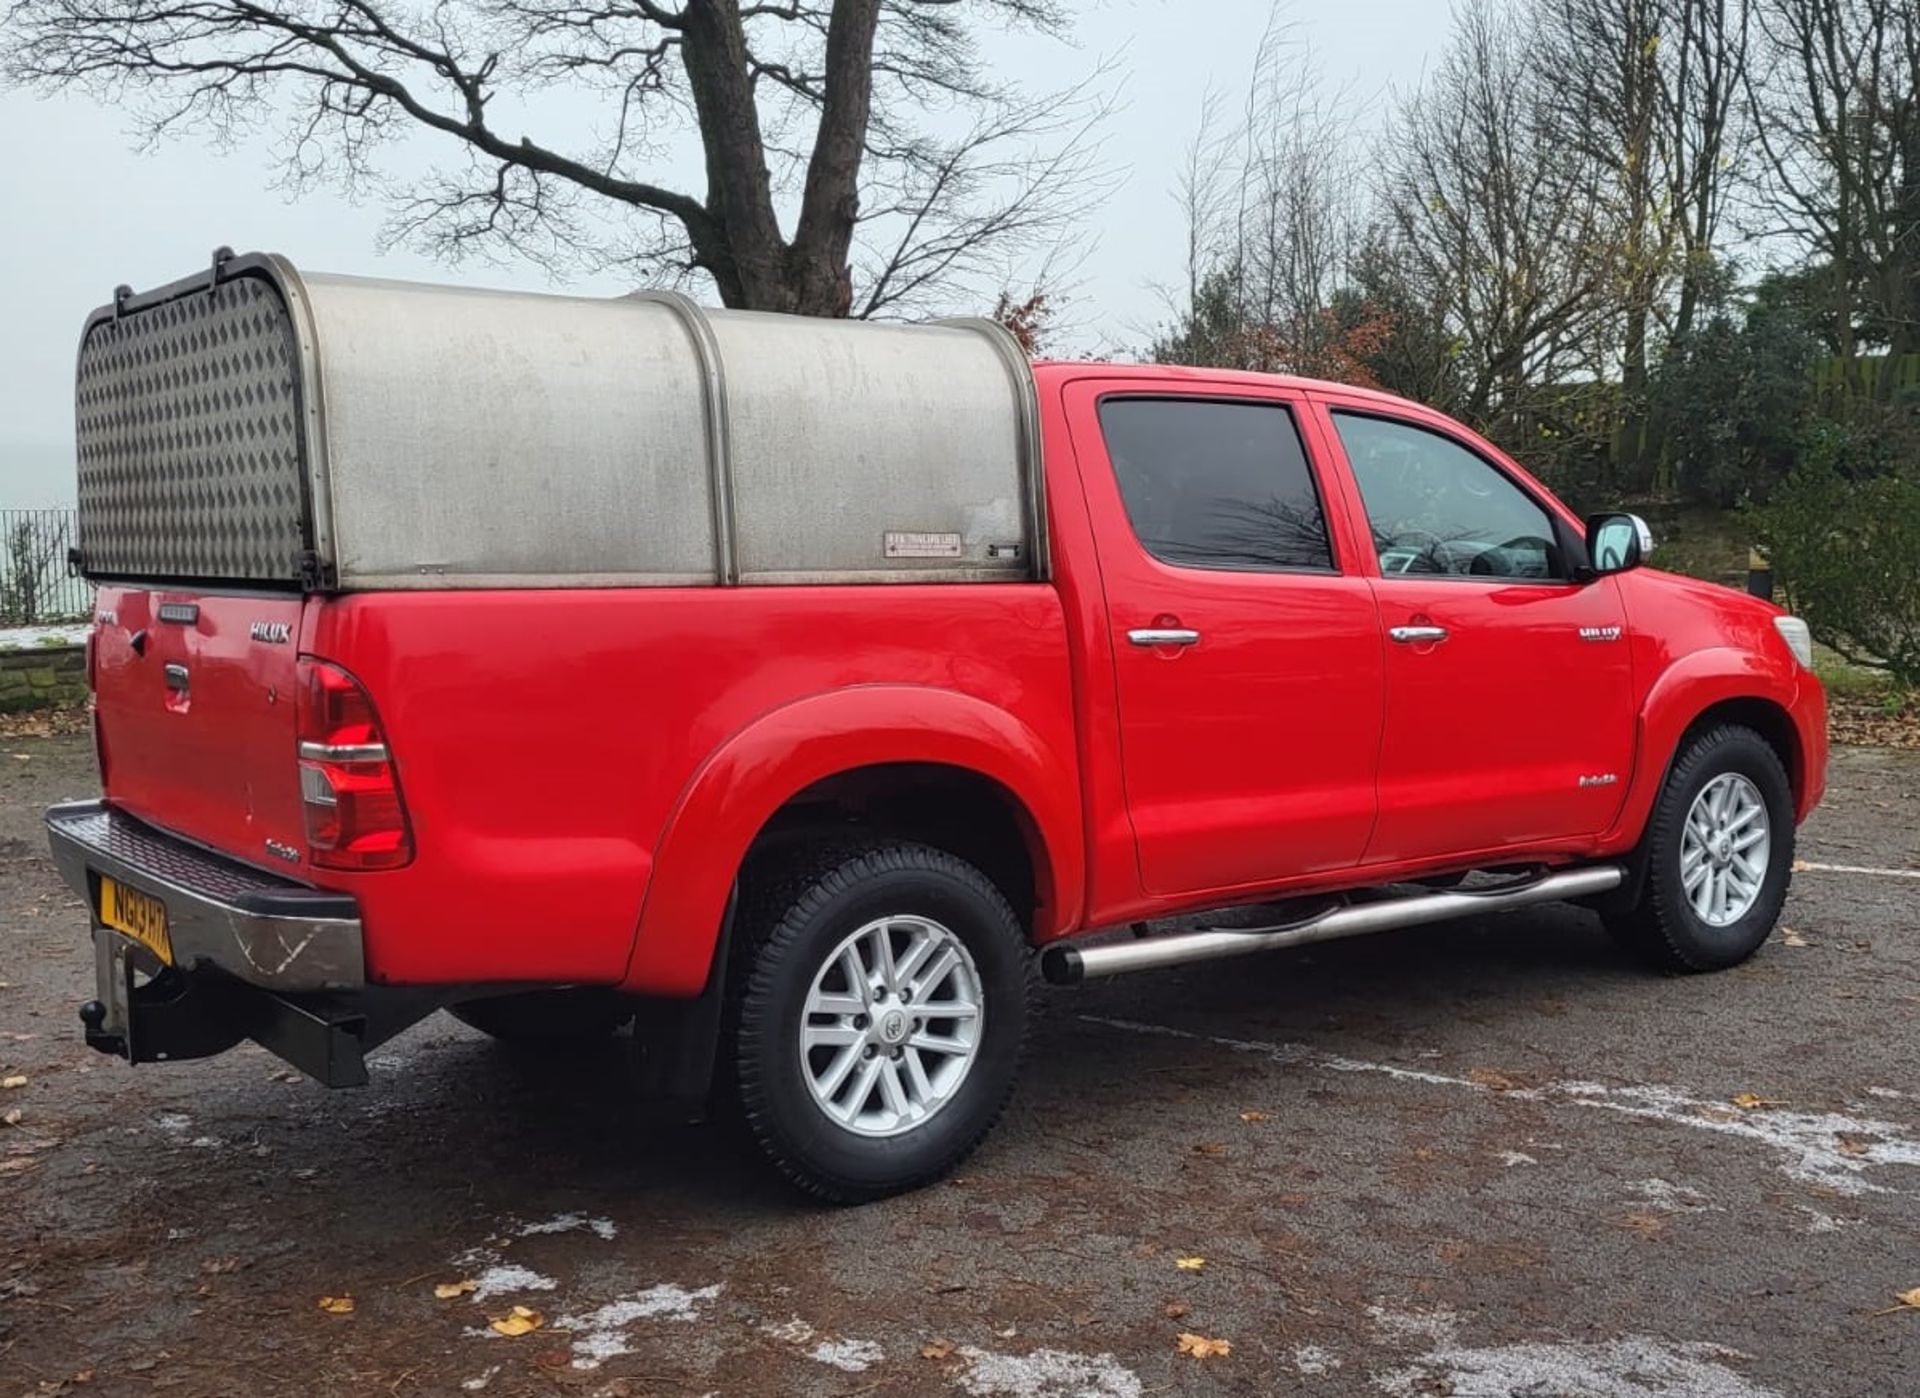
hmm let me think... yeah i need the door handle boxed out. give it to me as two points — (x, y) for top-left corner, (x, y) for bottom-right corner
(1128, 628), (1201, 647)
(1389, 625), (1449, 644)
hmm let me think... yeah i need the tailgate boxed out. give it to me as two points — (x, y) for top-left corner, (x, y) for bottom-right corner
(93, 585), (310, 874)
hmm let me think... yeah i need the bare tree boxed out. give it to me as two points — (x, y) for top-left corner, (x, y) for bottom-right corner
(1153, 9), (1368, 377)
(1663, 0), (1751, 345)
(1375, 1), (1621, 449)
(1532, 0), (1752, 489)
(3, 0), (1109, 316)
(1747, 0), (1920, 385)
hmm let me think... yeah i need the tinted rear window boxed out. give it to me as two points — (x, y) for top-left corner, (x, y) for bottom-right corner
(1097, 398), (1334, 572)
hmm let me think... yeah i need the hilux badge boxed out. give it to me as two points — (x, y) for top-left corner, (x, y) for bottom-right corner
(249, 621), (292, 644)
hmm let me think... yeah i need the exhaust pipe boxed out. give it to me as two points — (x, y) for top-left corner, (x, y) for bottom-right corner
(1041, 865), (1625, 985)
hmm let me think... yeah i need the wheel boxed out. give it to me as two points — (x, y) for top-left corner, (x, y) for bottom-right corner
(730, 842), (1032, 1203)
(449, 988), (635, 1042)
(1604, 724), (1795, 972)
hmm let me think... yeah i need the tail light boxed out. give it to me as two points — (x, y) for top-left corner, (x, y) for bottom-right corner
(296, 659), (413, 870)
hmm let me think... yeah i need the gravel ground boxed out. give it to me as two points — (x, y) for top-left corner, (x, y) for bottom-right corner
(2, 735), (1917, 1398)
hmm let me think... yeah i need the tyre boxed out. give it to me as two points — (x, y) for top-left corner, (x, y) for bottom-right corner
(449, 988), (635, 1042)
(730, 842), (1033, 1203)
(1605, 724), (1795, 972)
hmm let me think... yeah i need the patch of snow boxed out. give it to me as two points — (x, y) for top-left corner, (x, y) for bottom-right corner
(188, 1136), (220, 1149)
(469, 1264), (557, 1301)
(460, 1367), (499, 1391)
(1630, 1178), (1718, 1211)
(1798, 1207), (1859, 1234)
(1374, 1336), (1779, 1398)
(1367, 1306), (1460, 1347)
(1080, 1015), (1920, 1194)
(557, 1283), (724, 1368)
(518, 1211), (619, 1241)
(1294, 1344), (1340, 1375)
(153, 1113), (190, 1133)
(1496, 1151), (1537, 1167)
(957, 1347), (1142, 1398)
(1866, 1087), (1907, 1101)
(0, 624), (89, 653)
(810, 1338), (884, 1372)
(761, 1317), (817, 1344)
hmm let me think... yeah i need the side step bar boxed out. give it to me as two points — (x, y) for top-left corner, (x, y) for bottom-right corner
(1041, 865), (1625, 985)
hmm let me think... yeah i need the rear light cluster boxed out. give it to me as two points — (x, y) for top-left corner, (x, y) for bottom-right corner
(296, 659), (413, 870)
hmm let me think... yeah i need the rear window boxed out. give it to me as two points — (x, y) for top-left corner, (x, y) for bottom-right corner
(1097, 397), (1334, 572)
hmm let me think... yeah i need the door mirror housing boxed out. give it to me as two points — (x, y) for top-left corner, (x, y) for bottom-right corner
(1585, 512), (1653, 577)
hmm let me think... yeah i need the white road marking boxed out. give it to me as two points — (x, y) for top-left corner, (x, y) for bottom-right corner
(1082, 1015), (1920, 1193)
(1797, 860), (1920, 879)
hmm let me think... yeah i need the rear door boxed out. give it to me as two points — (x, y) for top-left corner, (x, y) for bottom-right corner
(1315, 402), (1635, 864)
(92, 586), (310, 873)
(1065, 381), (1385, 896)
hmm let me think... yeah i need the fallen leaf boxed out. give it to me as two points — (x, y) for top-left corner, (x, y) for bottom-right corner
(1, 1108), (20, 1127)
(1621, 1212), (1667, 1240)
(1468, 1068), (1520, 1091)
(1238, 1110), (1271, 1123)
(488, 1304), (543, 1337)
(1837, 1136), (1874, 1158)
(1192, 1141), (1226, 1157)
(920, 1339), (956, 1361)
(1870, 1288), (1920, 1316)
(1781, 927), (1809, 947)
(1164, 1302), (1190, 1319)
(1, 1076), (27, 1090)
(317, 1295), (355, 1315)
(1176, 1332), (1231, 1360)
(1731, 1093), (1787, 1110)
(202, 1258), (243, 1275)
(1175, 1256), (1206, 1271)
(434, 1279), (479, 1299)
(0, 1157), (37, 1174)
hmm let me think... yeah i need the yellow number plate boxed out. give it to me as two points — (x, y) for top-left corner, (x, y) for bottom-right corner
(99, 875), (173, 965)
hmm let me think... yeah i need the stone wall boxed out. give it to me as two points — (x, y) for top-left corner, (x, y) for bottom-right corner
(0, 644), (86, 713)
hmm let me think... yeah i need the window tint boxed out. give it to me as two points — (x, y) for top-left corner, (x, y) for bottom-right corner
(1098, 398), (1334, 572)
(1331, 412), (1561, 581)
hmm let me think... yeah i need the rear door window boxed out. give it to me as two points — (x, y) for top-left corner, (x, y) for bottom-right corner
(1097, 398), (1335, 572)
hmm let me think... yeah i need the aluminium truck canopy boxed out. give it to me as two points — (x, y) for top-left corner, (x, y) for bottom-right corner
(72, 252), (1044, 589)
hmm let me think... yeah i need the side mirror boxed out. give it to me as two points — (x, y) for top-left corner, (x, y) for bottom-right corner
(1585, 512), (1653, 576)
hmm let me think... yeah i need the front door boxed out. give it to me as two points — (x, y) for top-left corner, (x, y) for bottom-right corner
(1318, 404), (1635, 865)
(1067, 384), (1386, 896)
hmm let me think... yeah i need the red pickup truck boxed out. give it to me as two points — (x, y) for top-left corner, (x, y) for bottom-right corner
(48, 252), (1826, 1200)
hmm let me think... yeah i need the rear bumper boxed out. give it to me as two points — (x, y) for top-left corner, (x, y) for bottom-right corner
(45, 799), (365, 992)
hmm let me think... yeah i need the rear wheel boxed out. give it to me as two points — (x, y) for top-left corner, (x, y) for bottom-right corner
(730, 842), (1032, 1203)
(449, 988), (635, 1042)
(1605, 724), (1795, 972)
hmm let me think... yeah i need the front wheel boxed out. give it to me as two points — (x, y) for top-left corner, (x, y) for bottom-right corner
(731, 843), (1033, 1202)
(1605, 724), (1796, 972)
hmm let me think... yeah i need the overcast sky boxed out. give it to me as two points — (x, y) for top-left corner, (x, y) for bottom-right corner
(0, 0), (1452, 508)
